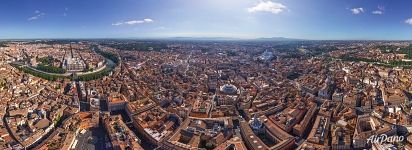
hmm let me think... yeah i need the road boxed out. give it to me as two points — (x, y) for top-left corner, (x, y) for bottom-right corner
(184, 51), (192, 76)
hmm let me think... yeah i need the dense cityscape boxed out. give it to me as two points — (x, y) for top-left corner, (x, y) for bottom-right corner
(0, 40), (411, 150)
(4, 0), (412, 150)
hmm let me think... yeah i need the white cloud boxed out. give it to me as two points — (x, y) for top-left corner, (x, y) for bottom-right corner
(405, 18), (412, 25)
(112, 22), (123, 26)
(248, 1), (287, 14)
(372, 6), (384, 15)
(28, 11), (45, 21)
(125, 20), (145, 25)
(350, 7), (364, 15)
(63, 7), (69, 16)
(112, 18), (154, 26)
(372, 10), (383, 15)
(143, 18), (153, 22)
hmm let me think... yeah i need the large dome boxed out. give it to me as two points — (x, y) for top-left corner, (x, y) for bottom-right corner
(220, 84), (238, 94)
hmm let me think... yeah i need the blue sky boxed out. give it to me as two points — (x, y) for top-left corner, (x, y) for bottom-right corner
(1, 0), (412, 40)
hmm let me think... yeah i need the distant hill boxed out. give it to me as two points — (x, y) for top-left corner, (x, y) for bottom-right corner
(165, 36), (304, 41)
(254, 37), (304, 41)
(167, 37), (242, 41)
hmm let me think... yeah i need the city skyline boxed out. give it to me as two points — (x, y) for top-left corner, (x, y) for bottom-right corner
(2, 0), (412, 40)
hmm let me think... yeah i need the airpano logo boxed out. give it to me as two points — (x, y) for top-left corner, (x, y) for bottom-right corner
(367, 134), (404, 144)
